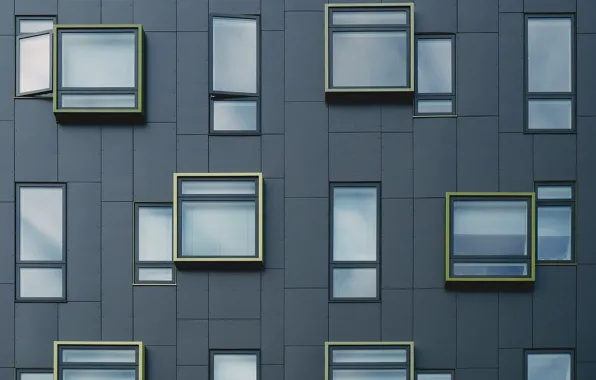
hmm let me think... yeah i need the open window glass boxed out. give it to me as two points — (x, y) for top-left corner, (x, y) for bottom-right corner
(17, 31), (53, 96)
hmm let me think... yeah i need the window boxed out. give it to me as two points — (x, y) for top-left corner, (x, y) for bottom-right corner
(416, 371), (454, 380)
(526, 350), (574, 380)
(209, 15), (260, 134)
(525, 15), (575, 132)
(16, 184), (66, 301)
(16, 17), (55, 97)
(445, 192), (536, 283)
(54, 342), (145, 380)
(173, 173), (263, 266)
(134, 203), (176, 285)
(326, 343), (414, 380)
(535, 183), (574, 263)
(415, 36), (455, 115)
(325, 4), (414, 94)
(53, 25), (144, 123)
(17, 370), (53, 380)
(330, 184), (380, 300)
(211, 351), (259, 380)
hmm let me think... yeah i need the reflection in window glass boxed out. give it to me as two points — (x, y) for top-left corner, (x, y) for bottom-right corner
(212, 18), (257, 94)
(138, 268), (173, 282)
(19, 267), (63, 298)
(61, 32), (136, 88)
(63, 369), (136, 380)
(138, 207), (172, 262)
(19, 187), (63, 261)
(213, 100), (257, 131)
(332, 11), (407, 25)
(333, 187), (377, 261)
(527, 18), (572, 93)
(62, 349), (136, 363)
(537, 207), (572, 261)
(417, 39), (452, 94)
(333, 369), (407, 380)
(452, 263), (528, 277)
(333, 268), (377, 298)
(417, 375), (452, 380)
(537, 186), (573, 200)
(21, 374), (53, 380)
(181, 181), (256, 195)
(214, 354), (257, 380)
(528, 99), (572, 130)
(332, 31), (407, 87)
(19, 19), (54, 34)
(417, 100), (452, 114)
(61, 94), (136, 108)
(333, 349), (406, 363)
(19, 33), (51, 94)
(527, 353), (571, 380)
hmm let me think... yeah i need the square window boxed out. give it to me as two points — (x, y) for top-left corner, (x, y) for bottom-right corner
(211, 351), (259, 380)
(445, 193), (536, 284)
(326, 343), (414, 380)
(526, 350), (574, 380)
(415, 36), (455, 116)
(325, 4), (414, 94)
(535, 183), (575, 263)
(174, 173), (263, 267)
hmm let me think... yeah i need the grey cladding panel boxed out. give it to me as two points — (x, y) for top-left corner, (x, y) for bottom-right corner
(577, 265), (596, 361)
(499, 292), (532, 348)
(134, 0), (176, 31)
(457, 117), (499, 191)
(145, 33), (177, 122)
(58, 302), (101, 340)
(0, 284), (14, 367)
(578, 0), (596, 33)
(208, 272), (261, 319)
(262, 269), (284, 364)
(58, 0), (101, 24)
(264, 179), (285, 269)
(262, 135), (285, 179)
(498, 13), (524, 132)
(16, 0), (57, 14)
(524, 0), (576, 12)
(329, 105), (381, 133)
(146, 346), (176, 380)
(261, 31), (285, 134)
(382, 133), (413, 199)
(133, 286), (177, 345)
(15, 303), (57, 368)
(209, 0), (260, 13)
(102, 0), (134, 24)
(285, 346), (325, 380)
(177, 134), (208, 173)
(499, 133), (533, 192)
(176, 32), (208, 134)
(458, 0), (498, 32)
(457, 293), (498, 368)
(329, 303), (381, 341)
(58, 126), (101, 182)
(0, 122), (14, 202)
(177, 320), (208, 366)
(262, 0), (285, 30)
(498, 349), (523, 380)
(533, 134), (576, 181)
(209, 319), (261, 349)
(0, 37), (13, 121)
(102, 127), (133, 202)
(0, 0), (13, 36)
(209, 136), (262, 172)
(413, 199), (448, 289)
(382, 199), (413, 289)
(285, 289), (328, 346)
(177, 0), (208, 31)
(329, 132), (381, 182)
(382, 289), (413, 341)
(0, 204), (14, 284)
(176, 271), (208, 320)
(413, 0), (457, 33)
(577, 34), (596, 116)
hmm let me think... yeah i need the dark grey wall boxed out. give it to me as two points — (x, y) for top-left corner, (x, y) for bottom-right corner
(0, 0), (595, 379)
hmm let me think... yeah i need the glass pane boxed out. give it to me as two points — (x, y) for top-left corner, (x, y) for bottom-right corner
(61, 94), (136, 108)
(538, 207), (572, 261)
(332, 31), (407, 88)
(19, 267), (63, 298)
(20, 374), (53, 380)
(19, 33), (51, 94)
(333, 268), (377, 298)
(138, 206), (172, 261)
(453, 201), (528, 256)
(212, 18), (257, 94)
(537, 186), (573, 200)
(63, 369), (136, 380)
(61, 32), (136, 88)
(213, 100), (257, 131)
(62, 349), (136, 363)
(417, 100), (453, 114)
(19, 19), (54, 34)
(214, 354), (257, 380)
(527, 353), (571, 380)
(417, 375), (452, 380)
(417, 39), (452, 93)
(333, 369), (407, 380)
(332, 11), (407, 25)
(333, 349), (406, 363)
(333, 187), (377, 261)
(528, 18), (572, 93)
(181, 201), (256, 257)
(452, 263), (528, 277)
(528, 99), (572, 130)
(138, 267), (173, 282)
(19, 187), (63, 261)
(181, 181), (256, 195)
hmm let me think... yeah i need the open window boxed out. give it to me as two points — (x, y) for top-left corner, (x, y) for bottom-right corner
(15, 17), (55, 97)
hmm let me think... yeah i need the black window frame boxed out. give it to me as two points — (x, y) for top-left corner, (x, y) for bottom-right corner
(134, 202), (176, 285)
(535, 182), (575, 264)
(326, 343), (414, 380)
(16, 369), (53, 380)
(210, 350), (260, 380)
(524, 14), (576, 133)
(15, 183), (67, 302)
(208, 14), (261, 135)
(416, 370), (455, 380)
(414, 34), (456, 116)
(330, 183), (381, 302)
(525, 349), (575, 380)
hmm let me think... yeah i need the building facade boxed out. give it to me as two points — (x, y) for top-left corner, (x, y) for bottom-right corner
(0, 0), (595, 380)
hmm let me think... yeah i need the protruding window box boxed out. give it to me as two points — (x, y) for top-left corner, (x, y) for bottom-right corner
(53, 25), (145, 124)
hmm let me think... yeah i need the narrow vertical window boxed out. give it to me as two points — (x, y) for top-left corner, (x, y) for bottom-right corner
(415, 36), (455, 115)
(209, 16), (260, 133)
(330, 184), (380, 300)
(535, 183), (574, 263)
(211, 351), (259, 380)
(16, 184), (66, 301)
(15, 17), (55, 97)
(526, 350), (573, 380)
(134, 203), (176, 284)
(526, 15), (575, 131)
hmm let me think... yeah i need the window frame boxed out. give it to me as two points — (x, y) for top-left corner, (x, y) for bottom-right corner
(416, 370), (455, 380)
(534, 182), (575, 264)
(16, 369), (53, 380)
(414, 34), (456, 117)
(173, 173), (264, 266)
(324, 3), (415, 94)
(329, 183), (381, 302)
(208, 14), (261, 135)
(133, 202), (176, 286)
(210, 350), (260, 380)
(54, 341), (145, 380)
(524, 14), (576, 133)
(15, 183), (67, 302)
(325, 342), (414, 380)
(445, 192), (536, 284)
(524, 349), (575, 380)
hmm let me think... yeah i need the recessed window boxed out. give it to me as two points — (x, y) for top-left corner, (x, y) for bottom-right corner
(211, 351), (259, 380)
(535, 183), (574, 263)
(55, 342), (144, 380)
(325, 4), (414, 93)
(16, 184), (66, 301)
(415, 36), (455, 115)
(445, 193), (536, 283)
(416, 371), (454, 380)
(525, 16), (575, 132)
(210, 16), (260, 133)
(15, 17), (55, 97)
(134, 203), (176, 285)
(174, 174), (263, 266)
(326, 343), (413, 380)
(330, 185), (380, 300)
(17, 370), (53, 380)
(54, 25), (144, 123)
(526, 350), (573, 380)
